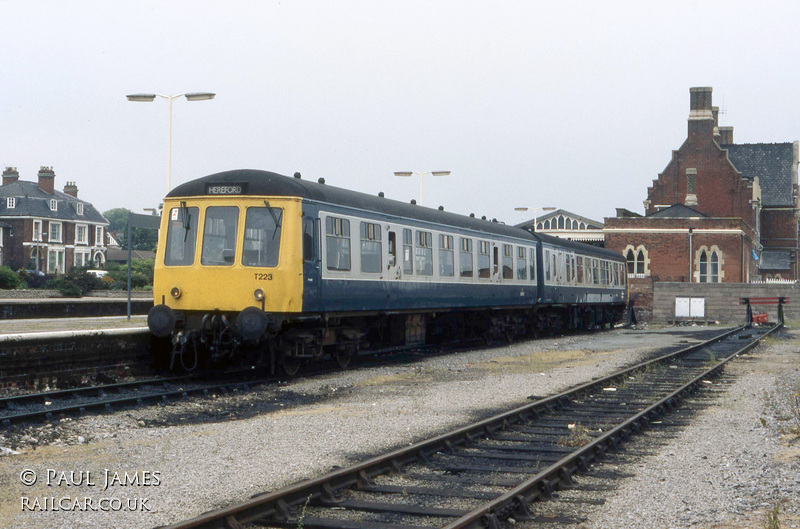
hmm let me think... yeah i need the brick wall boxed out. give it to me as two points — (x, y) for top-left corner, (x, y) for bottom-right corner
(653, 282), (796, 323)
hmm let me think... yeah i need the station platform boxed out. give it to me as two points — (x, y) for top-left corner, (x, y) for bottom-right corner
(0, 296), (152, 319)
(0, 315), (148, 340)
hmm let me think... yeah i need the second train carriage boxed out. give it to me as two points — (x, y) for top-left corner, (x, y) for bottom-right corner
(148, 169), (627, 373)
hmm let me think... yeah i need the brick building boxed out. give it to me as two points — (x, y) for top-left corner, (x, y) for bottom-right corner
(0, 167), (109, 274)
(604, 87), (799, 320)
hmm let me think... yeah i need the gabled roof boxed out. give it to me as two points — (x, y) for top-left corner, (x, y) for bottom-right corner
(0, 181), (107, 224)
(514, 209), (603, 230)
(722, 142), (795, 207)
(647, 204), (708, 218)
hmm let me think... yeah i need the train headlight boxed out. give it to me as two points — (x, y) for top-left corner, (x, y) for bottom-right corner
(254, 289), (265, 302)
(170, 287), (182, 299)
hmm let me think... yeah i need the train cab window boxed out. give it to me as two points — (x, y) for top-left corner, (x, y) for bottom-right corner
(360, 222), (382, 273)
(302, 217), (315, 262)
(326, 217), (351, 271)
(478, 241), (490, 279)
(242, 207), (282, 267)
(402, 229), (413, 274)
(415, 231), (433, 276)
(439, 234), (454, 277)
(165, 206), (199, 266)
(201, 206), (240, 266)
(460, 238), (473, 278)
(529, 248), (536, 282)
(502, 244), (513, 279)
(517, 247), (527, 280)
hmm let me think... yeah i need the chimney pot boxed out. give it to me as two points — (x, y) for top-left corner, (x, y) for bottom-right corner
(63, 181), (79, 198)
(718, 126), (734, 145)
(689, 87), (713, 120)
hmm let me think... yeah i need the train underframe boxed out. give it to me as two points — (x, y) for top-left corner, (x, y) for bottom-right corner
(153, 303), (627, 375)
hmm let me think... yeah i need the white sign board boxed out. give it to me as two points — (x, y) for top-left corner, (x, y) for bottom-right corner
(675, 297), (691, 317)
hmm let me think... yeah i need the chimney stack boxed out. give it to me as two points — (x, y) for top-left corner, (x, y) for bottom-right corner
(63, 181), (78, 198)
(37, 166), (55, 194)
(2, 167), (19, 186)
(718, 126), (734, 145)
(688, 86), (715, 140)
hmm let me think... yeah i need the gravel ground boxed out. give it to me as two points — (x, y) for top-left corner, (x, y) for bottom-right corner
(0, 325), (797, 529)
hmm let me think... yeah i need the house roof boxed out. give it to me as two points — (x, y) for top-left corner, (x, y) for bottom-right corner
(722, 142), (795, 207)
(647, 204), (708, 218)
(0, 180), (108, 224)
(759, 249), (793, 270)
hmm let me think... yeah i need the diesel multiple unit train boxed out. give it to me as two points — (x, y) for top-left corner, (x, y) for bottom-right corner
(147, 169), (628, 374)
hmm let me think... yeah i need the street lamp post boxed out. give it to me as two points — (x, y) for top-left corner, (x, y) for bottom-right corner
(514, 206), (556, 232)
(393, 170), (451, 206)
(126, 92), (216, 193)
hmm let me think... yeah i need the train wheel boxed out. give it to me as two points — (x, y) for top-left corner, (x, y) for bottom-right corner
(280, 357), (301, 377)
(335, 349), (352, 369)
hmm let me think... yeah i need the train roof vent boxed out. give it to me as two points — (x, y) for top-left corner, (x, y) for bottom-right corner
(378, 191), (385, 197)
(438, 205), (444, 210)
(318, 177), (325, 184)
(411, 199), (417, 205)
(469, 213), (475, 217)
(294, 172), (302, 179)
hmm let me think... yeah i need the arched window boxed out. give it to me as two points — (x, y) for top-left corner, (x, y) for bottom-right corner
(697, 248), (721, 283)
(536, 222), (543, 230)
(572, 219), (578, 229)
(635, 250), (645, 274)
(557, 216), (564, 229)
(626, 249), (635, 274)
(544, 219), (551, 229)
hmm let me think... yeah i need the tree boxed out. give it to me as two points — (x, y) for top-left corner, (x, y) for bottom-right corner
(103, 208), (158, 252)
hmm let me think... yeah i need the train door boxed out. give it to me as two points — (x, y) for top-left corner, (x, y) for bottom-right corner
(493, 245), (500, 281)
(387, 229), (401, 279)
(302, 213), (321, 310)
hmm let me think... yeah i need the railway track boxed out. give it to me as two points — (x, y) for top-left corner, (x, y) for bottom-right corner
(158, 323), (779, 529)
(0, 374), (264, 427)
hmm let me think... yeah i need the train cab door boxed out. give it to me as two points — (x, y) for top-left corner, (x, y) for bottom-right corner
(302, 214), (322, 311)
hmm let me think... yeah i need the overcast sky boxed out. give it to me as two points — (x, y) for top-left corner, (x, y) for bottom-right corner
(3, 1), (799, 225)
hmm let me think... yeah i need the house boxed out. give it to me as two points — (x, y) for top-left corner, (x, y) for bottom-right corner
(604, 87), (799, 320)
(0, 166), (109, 274)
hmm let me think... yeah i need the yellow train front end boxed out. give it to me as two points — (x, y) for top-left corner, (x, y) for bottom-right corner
(148, 194), (304, 370)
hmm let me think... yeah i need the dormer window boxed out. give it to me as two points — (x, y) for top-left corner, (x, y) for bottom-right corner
(6, 197), (15, 209)
(50, 199), (57, 212)
(77, 203), (84, 216)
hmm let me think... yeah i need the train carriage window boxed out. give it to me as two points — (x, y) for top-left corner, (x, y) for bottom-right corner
(478, 241), (490, 279)
(201, 206), (240, 266)
(325, 217), (351, 271)
(529, 248), (536, 282)
(517, 247), (527, 280)
(502, 245), (513, 279)
(592, 259), (600, 285)
(576, 256), (584, 284)
(551, 253), (557, 283)
(402, 228), (413, 274)
(242, 206), (283, 267)
(565, 254), (572, 283)
(460, 238), (473, 278)
(415, 231), (433, 276)
(165, 206), (199, 266)
(439, 234), (454, 277)
(302, 217), (315, 262)
(360, 222), (382, 273)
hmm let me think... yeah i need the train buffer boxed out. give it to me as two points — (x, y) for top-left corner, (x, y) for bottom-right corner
(739, 297), (789, 325)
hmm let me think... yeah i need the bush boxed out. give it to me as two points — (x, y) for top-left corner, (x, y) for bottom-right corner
(47, 278), (82, 298)
(65, 266), (105, 293)
(0, 266), (24, 289)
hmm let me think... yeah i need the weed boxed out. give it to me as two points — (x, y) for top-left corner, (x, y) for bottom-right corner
(764, 503), (781, 529)
(296, 494), (312, 529)
(557, 422), (592, 447)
